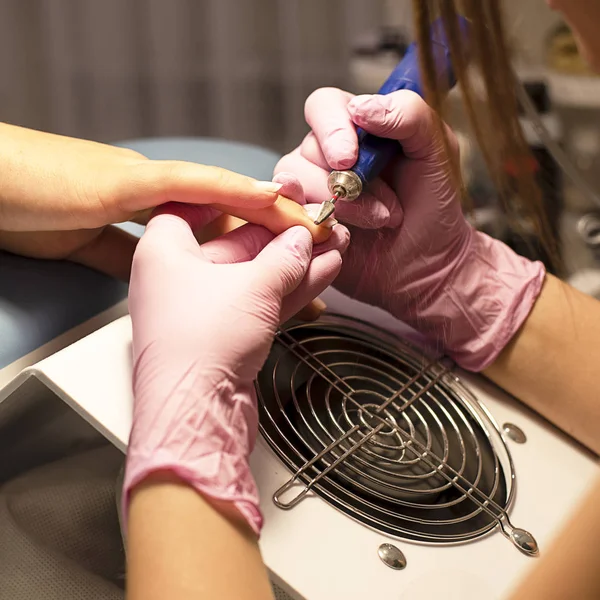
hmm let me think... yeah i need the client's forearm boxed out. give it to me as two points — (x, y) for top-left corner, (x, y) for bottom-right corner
(485, 274), (600, 455)
(126, 472), (274, 600)
(0, 226), (137, 282)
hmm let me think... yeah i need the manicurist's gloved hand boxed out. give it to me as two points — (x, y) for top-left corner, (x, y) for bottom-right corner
(275, 88), (545, 371)
(124, 204), (349, 534)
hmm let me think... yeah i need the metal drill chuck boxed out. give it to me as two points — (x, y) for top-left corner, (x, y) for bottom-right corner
(327, 171), (363, 202)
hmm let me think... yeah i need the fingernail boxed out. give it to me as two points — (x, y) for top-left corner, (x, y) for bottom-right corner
(294, 300), (325, 322)
(313, 297), (327, 312)
(302, 204), (338, 228)
(253, 180), (283, 194)
(303, 204), (320, 220)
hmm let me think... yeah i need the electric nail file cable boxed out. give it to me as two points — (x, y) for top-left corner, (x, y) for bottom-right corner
(314, 16), (469, 225)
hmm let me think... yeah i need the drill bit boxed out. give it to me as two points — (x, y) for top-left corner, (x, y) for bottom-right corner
(314, 195), (339, 225)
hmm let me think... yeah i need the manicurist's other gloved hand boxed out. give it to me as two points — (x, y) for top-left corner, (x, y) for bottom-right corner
(275, 87), (545, 371)
(123, 204), (349, 534)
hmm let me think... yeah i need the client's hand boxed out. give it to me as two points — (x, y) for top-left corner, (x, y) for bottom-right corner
(124, 204), (349, 534)
(0, 123), (331, 280)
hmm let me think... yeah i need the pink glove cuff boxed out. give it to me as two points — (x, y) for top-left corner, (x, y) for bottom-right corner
(122, 450), (263, 536)
(413, 231), (546, 372)
(122, 366), (263, 537)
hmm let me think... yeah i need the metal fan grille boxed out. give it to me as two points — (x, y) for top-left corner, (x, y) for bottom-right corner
(256, 315), (516, 546)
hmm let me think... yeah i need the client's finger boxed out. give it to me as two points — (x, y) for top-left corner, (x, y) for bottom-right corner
(124, 162), (282, 213)
(194, 214), (245, 245)
(293, 298), (327, 322)
(210, 194), (334, 244)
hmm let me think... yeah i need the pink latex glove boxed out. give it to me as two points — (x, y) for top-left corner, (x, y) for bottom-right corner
(274, 88), (404, 230)
(275, 88), (546, 371)
(124, 203), (349, 534)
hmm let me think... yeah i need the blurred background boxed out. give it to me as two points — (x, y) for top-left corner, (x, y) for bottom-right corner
(2, 0), (600, 291)
(0, 0), (390, 151)
(0, 0), (570, 151)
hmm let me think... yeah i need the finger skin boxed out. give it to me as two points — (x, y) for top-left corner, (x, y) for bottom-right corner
(293, 299), (327, 322)
(211, 195), (333, 244)
(125, 162), (282, 212)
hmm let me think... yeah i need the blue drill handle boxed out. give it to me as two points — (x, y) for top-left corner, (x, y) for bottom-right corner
(351, 16), (469, 188)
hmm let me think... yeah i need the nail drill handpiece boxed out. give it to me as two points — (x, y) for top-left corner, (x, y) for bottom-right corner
(313, 16), (469, 224)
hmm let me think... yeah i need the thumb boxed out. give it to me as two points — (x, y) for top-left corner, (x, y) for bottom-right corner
(122, 161), (283, 213)
(252, 226), (313, 298)
(141, 206), (215, 256)
(347, 90), (444, 158)
(304, 87), (358, 170)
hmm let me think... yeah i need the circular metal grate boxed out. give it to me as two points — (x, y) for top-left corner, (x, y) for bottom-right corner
(256, 315), (527, 549)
